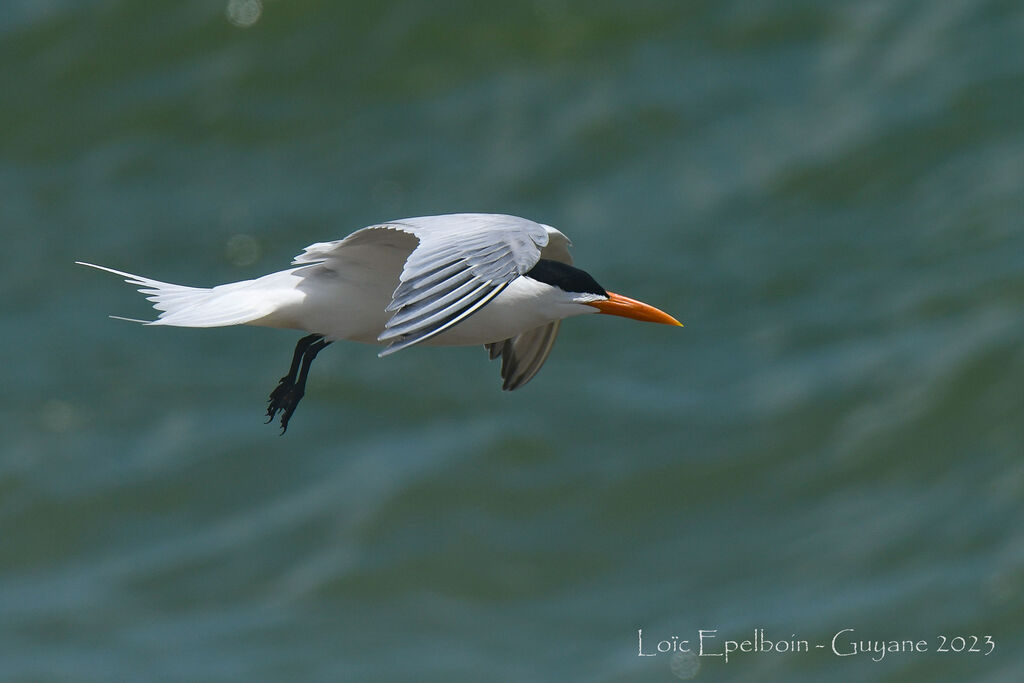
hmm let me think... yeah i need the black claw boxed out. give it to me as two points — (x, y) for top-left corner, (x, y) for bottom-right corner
(266, 334), (330, 434)
(273, 385), (305, 434)
(266, 376), (294, 422)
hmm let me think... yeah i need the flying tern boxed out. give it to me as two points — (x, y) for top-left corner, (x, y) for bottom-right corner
(78, 213), (681, 432)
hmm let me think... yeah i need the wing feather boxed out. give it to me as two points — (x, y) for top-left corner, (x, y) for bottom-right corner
(486, 321), (562, 390)
(383, 278), (494, 334)
(379, 282), (510, 355)
(385, 266), (473, 312)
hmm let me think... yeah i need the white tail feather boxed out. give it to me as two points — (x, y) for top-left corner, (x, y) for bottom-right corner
(76, 261), (283, 328)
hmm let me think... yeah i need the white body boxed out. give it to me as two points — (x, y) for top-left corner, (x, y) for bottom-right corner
(213, 264), (593, 346)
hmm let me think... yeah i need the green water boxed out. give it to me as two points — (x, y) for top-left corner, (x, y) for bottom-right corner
(3, 1), (1023, 680)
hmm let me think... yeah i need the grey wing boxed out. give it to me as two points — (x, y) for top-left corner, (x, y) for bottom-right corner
(376, 214), (550, 355)
(537, 223), (573, 265)
(483, 223), (574, 389)
(486, 321), (562, 391)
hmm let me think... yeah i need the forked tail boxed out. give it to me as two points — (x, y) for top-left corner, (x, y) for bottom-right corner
(76, 262), (281, 327)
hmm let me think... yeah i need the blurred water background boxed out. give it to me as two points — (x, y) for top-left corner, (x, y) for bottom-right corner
(3, 1), (1024, 680)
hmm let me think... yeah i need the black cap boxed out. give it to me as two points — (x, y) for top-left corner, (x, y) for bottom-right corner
(524, 259), (607, 296)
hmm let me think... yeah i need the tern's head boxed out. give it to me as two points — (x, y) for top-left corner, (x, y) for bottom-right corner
(524, 259), (682, 326)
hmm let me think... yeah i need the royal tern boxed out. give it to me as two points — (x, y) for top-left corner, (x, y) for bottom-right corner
(78, 213), (681, 432)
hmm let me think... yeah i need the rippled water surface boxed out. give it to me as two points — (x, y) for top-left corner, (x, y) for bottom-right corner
(3, 1), (1023, 681)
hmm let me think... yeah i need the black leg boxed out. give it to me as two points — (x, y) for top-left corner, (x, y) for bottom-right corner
(267, 334), (331, 433)
(267, 334), (321, 415)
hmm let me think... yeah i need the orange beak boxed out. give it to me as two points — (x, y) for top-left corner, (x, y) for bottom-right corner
(586, 292), (683, 326)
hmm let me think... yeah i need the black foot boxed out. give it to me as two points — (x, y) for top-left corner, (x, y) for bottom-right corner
(266, 334), (330, 434)
(267, 382), (306, 434)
